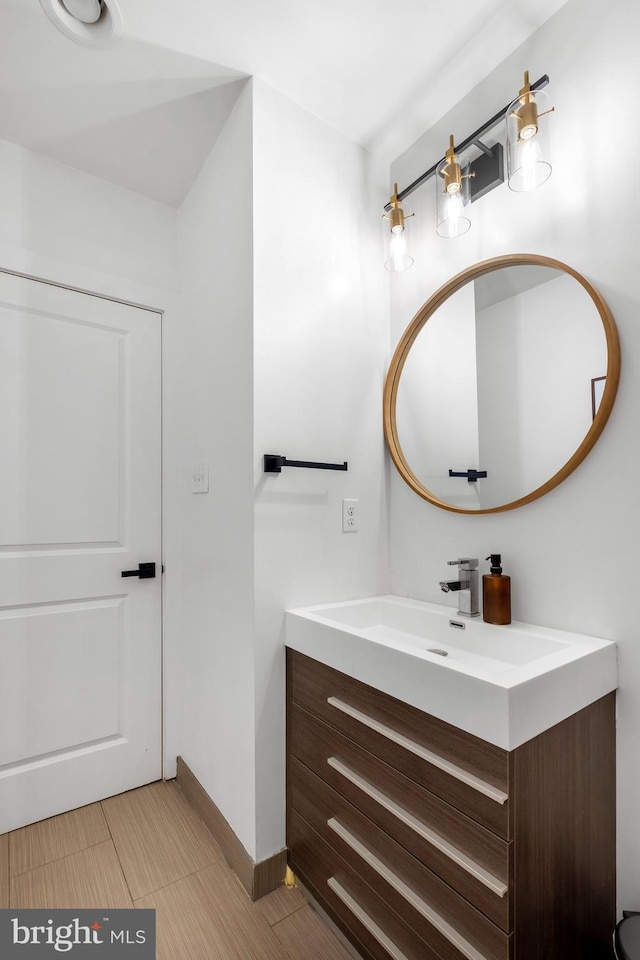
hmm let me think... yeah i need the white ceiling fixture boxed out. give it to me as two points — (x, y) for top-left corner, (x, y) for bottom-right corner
(62, 0), (103, 24)
(39, 0), (122, 46)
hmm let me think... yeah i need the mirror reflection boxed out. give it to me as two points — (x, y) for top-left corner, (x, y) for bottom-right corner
(394, 264), (610, 511)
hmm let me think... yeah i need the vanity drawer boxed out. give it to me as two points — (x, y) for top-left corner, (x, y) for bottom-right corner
(289, 805), (512, 960)
(289, 650), (511, 839)
(290, 759), (510, 960)
(290, 704), (511, 931)
(290, 808), (441, 960)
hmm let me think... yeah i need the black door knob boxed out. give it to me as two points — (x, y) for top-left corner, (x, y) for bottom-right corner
(121, 562), (156, 579)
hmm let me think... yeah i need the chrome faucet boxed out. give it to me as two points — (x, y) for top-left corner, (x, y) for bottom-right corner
(439, 558), (480, 618)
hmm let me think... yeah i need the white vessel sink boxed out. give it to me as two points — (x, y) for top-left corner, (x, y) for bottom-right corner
(285, 595), (617, 749)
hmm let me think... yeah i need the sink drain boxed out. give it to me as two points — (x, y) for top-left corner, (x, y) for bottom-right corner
(427, 648), (448, 657)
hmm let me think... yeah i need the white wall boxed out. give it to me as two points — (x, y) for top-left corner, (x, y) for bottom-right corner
(172, 78), (389, 862)
(0, 137), (176, 300)
(396, 283), (480, 507)
(388, 0), (640, 909)
(175, 81), (257, 856)
(475, 273), (604, 508)
(252, 80), (389, 860)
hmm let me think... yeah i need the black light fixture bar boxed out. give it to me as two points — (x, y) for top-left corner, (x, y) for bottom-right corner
(470, 143), (504, 202)
(389, 74), (549, 207)
(471, 139), (496, 158)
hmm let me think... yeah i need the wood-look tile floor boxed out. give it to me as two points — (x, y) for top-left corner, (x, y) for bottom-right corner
(0, 781), (354, 960)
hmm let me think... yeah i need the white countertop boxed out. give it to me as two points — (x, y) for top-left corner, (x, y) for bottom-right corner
(285, 595), (618, 750)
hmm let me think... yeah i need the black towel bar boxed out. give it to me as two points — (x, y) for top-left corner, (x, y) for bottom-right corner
(264, 455), (348, 474)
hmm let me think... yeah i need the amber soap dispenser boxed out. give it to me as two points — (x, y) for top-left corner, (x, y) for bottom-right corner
(483, 554), (511, 625)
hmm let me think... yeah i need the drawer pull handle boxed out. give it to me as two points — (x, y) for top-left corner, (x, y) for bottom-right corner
(327, 696), (507, 805)
(328, 818), (491, 960)
(327, 756), (507, 898)
(327, 877), (411, 960)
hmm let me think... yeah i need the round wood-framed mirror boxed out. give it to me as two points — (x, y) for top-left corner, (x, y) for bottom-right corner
(383, 254), (620, 514)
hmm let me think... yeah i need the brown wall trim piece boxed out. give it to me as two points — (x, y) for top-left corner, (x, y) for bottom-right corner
(176, 756), (287, 901)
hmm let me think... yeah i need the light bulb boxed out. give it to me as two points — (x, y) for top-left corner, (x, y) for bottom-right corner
(441, 193), (469, 239)
(388, 230), (413, 271)
(444, 192), (463, 224)
(517, 137), (541, 192)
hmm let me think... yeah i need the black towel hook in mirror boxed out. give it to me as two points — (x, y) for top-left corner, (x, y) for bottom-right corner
(448, 469), (487, 483)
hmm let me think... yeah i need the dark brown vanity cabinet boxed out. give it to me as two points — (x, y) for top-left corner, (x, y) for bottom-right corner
(286, 650), (616, 960)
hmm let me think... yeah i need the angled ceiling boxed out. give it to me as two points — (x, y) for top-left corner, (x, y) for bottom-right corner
(0, 0), (568, 206)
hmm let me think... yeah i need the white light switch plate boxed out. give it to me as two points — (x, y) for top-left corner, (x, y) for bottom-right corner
(191, 460), (209, 494)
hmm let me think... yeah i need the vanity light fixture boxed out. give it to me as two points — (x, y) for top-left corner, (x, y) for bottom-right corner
(382, 184), (415, 272)
(505, 71), (554, 191)
(436, 136), (474, 239)
(382, 72), (550, 265)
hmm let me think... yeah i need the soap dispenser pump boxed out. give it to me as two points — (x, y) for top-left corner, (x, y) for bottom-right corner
(483, 554), (511, 625)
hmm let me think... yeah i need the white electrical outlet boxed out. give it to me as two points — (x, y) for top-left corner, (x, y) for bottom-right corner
(342, 498), (359, 533)
(191, 460), (209, 494)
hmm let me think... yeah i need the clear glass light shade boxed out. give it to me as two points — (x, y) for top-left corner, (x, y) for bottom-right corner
(506, 87), (552, 192)
(436, 153), (471, 239)
(383, 200), (414, 272)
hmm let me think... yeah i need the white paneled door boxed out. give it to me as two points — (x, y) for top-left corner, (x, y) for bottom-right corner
(0, 271), (162, 833)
